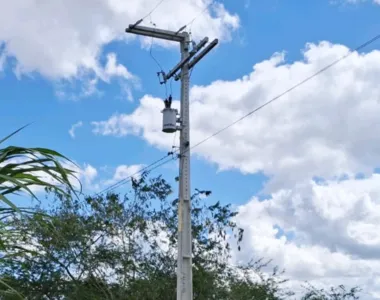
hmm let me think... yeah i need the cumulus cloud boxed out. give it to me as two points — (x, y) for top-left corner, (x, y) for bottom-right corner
(69, 121), (83, 139)
(59, 163), (144, 193)
(233, 175), (380, 299)
(91, 41), (380, 191)
(103, 164), (144, 187)
(0, 154), (99, 196)
(90, 41), (380, 297)
(343, 0), (380, 4)
(91, 94), (179, 149)
(80, 164), (99, 187)
(54, 52), (138, 100)
(0, 0), (239, 93)
(0, 44), (6, 72)
(35, 161), (99, 193)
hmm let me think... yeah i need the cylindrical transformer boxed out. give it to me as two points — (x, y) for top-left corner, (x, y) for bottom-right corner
(162, 108), (177, 133)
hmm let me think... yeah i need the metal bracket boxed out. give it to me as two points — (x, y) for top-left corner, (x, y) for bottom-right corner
(125, 25), (185, 42)
(175, 38), (219, 81)
(163, 37), (208, 82)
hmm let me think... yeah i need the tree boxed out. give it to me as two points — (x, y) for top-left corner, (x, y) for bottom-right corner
(0, 173), (361, 299)
(301, 284), (361, 300)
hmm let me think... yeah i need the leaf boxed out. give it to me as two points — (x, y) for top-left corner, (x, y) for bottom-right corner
(0, 279), (25, 299)
(0, 124), (31, 145)
(0, 194), (19, 212)
(0, 174), (37, 200)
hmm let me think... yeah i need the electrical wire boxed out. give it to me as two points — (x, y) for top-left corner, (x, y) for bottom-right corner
(189, 67), (195, 80)
(187, 33), (380, 152)
(99, 31), (380, 192)
(185, 0), (215, 35)
(148, 16), (169, 97)
(141, 0), (168, 21)
(170, 77), (174, 96)
(106, 155), (177, 192)
(97, 153), (173, 195)
(148, 21), (164, 71)
(172, 130), (178, 152)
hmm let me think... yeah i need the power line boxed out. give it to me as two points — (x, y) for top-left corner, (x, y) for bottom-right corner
(106, 155), (177, 193)
(97, 153), (173, 195)
(99, 32), (380, 195)
(141, 0), (168, 21)
(103, 32), (380, 191)
(188, 33), (380, 152)
(145, 14), (170, 98)
(149, 37), (164, 72)
(185, 0), (215, 35)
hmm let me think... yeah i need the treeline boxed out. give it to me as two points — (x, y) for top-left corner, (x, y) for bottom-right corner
(0, 173), (360, 299)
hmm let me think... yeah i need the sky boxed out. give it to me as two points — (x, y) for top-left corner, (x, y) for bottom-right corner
(1, 0), (380, 298)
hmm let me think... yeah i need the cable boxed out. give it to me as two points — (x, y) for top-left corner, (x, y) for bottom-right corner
(188, 33), (380, 152)
(123, 31), (380, 182)
(172, 130), (178, 154)
(105, 156), (177, 193)
(149, 36), (169, 97)
(170, 77), (174, 96)
(99, 33), (380, 193)
(148, 16), (169, 97)
(141, 0), (168, 21)
(185, 0), (215, 35)
(148, 23), (164, 71)
(97, 153), (172, 195)
(86, 3), (176, 198)
(189, 67), (195, 80)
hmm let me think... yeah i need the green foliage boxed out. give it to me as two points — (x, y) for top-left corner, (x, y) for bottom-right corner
(0, 125), (78, 210)
(0, 173), (361, 299)
(301, 284), (361, 300)
(0, 126), (80, 299)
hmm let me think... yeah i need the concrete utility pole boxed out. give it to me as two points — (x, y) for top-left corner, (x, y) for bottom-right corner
(126, 20), (218, 300)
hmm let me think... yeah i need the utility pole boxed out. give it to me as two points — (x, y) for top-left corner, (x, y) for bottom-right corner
(126, 20), (218, 300)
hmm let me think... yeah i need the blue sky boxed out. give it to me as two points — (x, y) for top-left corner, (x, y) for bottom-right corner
(2, 0), (380, 298)
(2, 0), (379, 202)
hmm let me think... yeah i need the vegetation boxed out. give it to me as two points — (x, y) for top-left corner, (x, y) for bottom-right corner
(0, 126), (77, 210)
(0, 127), (78, 298)
(0, 127), (361, 299)
(0, 174), (361, 299)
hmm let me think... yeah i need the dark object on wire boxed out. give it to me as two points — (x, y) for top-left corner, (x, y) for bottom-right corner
(164, 95), (172, 108)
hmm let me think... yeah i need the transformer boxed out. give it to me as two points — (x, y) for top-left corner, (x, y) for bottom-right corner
(162, 108), (178, 133)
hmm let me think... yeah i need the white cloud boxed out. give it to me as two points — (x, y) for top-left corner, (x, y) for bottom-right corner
(103, 164), (144, 187)
(54, 52), (139, 100)
(0, 44), (6, 72)
(81, 164), (98, 187)
(103, 53), (134, 81)
(233, 175), (380, 299)
(91, 94), (179, 149)
(35, 161), (99, 193)
(0, 154), (98, 196)
(91, 41), (380, 191)
(91, 41), (380, 297)
(0, 0), (239, 94)
(69, 121), (83, 139)
(343, 0), (380, 4)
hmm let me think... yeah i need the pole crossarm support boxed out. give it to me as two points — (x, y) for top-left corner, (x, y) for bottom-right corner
(164, 37), (209, 82)
(125, 24), (186, 42)
(175, 38), (219, 81)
